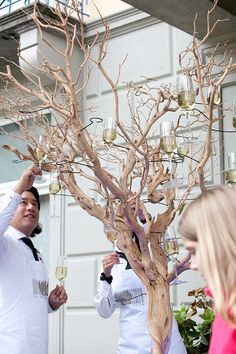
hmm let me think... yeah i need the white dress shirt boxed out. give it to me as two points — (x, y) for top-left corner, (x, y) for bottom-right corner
(0, 190), (50, 354)
(94, 255), (187, 354)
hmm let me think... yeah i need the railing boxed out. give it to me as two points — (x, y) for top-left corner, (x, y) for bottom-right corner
(0, 0), (86, 17)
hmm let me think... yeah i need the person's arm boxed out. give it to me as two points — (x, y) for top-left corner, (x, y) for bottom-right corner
(94, 278), (116, 318)
(0, 165), (41, 237)
(0, 191), (22, 235)
(94, 252), (119, 318)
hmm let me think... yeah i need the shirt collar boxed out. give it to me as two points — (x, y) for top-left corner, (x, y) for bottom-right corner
(7, 225), (27, 240)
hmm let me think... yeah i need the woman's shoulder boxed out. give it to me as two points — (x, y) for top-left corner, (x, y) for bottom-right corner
(209, 315), (236, 354)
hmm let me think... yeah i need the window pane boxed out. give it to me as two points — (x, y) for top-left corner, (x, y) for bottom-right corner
(0, 122), (33, 183)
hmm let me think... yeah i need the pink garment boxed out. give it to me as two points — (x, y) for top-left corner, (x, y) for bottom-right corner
(209, 314), (236, 354)
(204, 287), (236, 353)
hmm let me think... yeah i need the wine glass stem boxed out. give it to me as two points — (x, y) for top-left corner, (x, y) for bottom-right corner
(185, 111), (191, 137)
(172, 258), (179, 281)
(106, 146), (110, 167)
(168, 155), (173, 179)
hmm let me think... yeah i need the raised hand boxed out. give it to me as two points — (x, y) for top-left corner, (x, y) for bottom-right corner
(14, 165), (42, 195)
(102, 252), (120, 276)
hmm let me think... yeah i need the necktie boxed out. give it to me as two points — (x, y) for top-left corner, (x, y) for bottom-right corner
(116, 251), (131, 270)
(20, 237), (39, 261)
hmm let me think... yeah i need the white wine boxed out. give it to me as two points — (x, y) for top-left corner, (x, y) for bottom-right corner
(207, 90), (221, 105)
(49, 181), (61, 194)
(103, 128), (117, 145)
(177, 90), (195, 110)
(177, 145), (189, 157)
(164, 240), (179, 258)
(36, 147), (46, 162)
(225, 170), (236, 184)
(55, 266), (68, 281)
(160, 136), (177, 154)
(233, 116), (236, 129)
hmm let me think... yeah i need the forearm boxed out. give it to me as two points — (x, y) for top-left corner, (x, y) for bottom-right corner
(0, 190), (21, 235)
(94, 281), (116, 318)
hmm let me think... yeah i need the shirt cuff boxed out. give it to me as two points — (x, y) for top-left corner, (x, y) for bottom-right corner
(0, 190), (22, 213)
(98, 279), (112, 297)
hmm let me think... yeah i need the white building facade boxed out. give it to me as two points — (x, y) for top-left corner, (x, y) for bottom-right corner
(0, 1), (236, 353)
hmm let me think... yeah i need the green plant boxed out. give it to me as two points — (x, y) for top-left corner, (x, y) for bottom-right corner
(174, 288), (215, 354)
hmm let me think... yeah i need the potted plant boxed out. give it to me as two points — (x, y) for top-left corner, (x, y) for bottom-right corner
(174, 288), (214, 354)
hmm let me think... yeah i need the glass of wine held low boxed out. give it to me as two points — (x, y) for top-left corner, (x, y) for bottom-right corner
(55, 256), (68, 283)
(163, 226), (186, 285)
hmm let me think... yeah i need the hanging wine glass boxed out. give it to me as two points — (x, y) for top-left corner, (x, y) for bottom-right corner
(225, 152), (236, 188)
(160, 121), (181, 189)
(177, 136), (190, 159)
(232, 100), (236, 129)
(177, 74), (197, 145)
(207, 84), (221, 106)
(163, 226), (187, 285)
(49, 170), (62, 217)
(176, 136), (189, 187)
(103, 117), (117, 172)
(34, 135), (47, 184)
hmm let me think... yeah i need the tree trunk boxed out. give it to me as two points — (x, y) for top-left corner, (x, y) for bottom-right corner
(130, 262), (172, 354)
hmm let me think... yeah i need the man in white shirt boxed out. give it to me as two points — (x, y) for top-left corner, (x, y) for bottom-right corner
(0, 165), (68, 354)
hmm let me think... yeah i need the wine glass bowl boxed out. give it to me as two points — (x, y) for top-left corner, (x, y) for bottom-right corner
(163, 226), (186, 285)
(225, 152), (236, 187)
(160, 121), (182, 189)
(207, 84), (221, 106)
(177, 74), (195, 111)
(177, 137), (190, 158)
(232, 100), (236, 129)
(49, 171), (62, 194)
(177, 74), (197, 145)
(34, 135), (47, 184)
(103, 117), (117, 146)
(55, 256), (68, 283)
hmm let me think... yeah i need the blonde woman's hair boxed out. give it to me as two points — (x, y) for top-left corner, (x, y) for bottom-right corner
(178, 185), (236, 327)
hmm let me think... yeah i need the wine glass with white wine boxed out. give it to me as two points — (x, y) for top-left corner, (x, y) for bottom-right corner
(55, 256), (68, 283)
(232, 100), (236, 129)
(160, 121), (182, 189)
(163, 226), (186, 285)
(177, 74), (197, 145)
(225, 152), (236, 188)
(34, 135), (47, 184)
(207, 84), (221, 106)
(49, 170), (62, 217)
(103, 117), (117, 171)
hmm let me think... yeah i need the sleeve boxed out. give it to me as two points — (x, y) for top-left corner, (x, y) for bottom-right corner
(93, 276), (116, 319)
(48, 302), (58, 314)
(0, 190), (22, 236)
